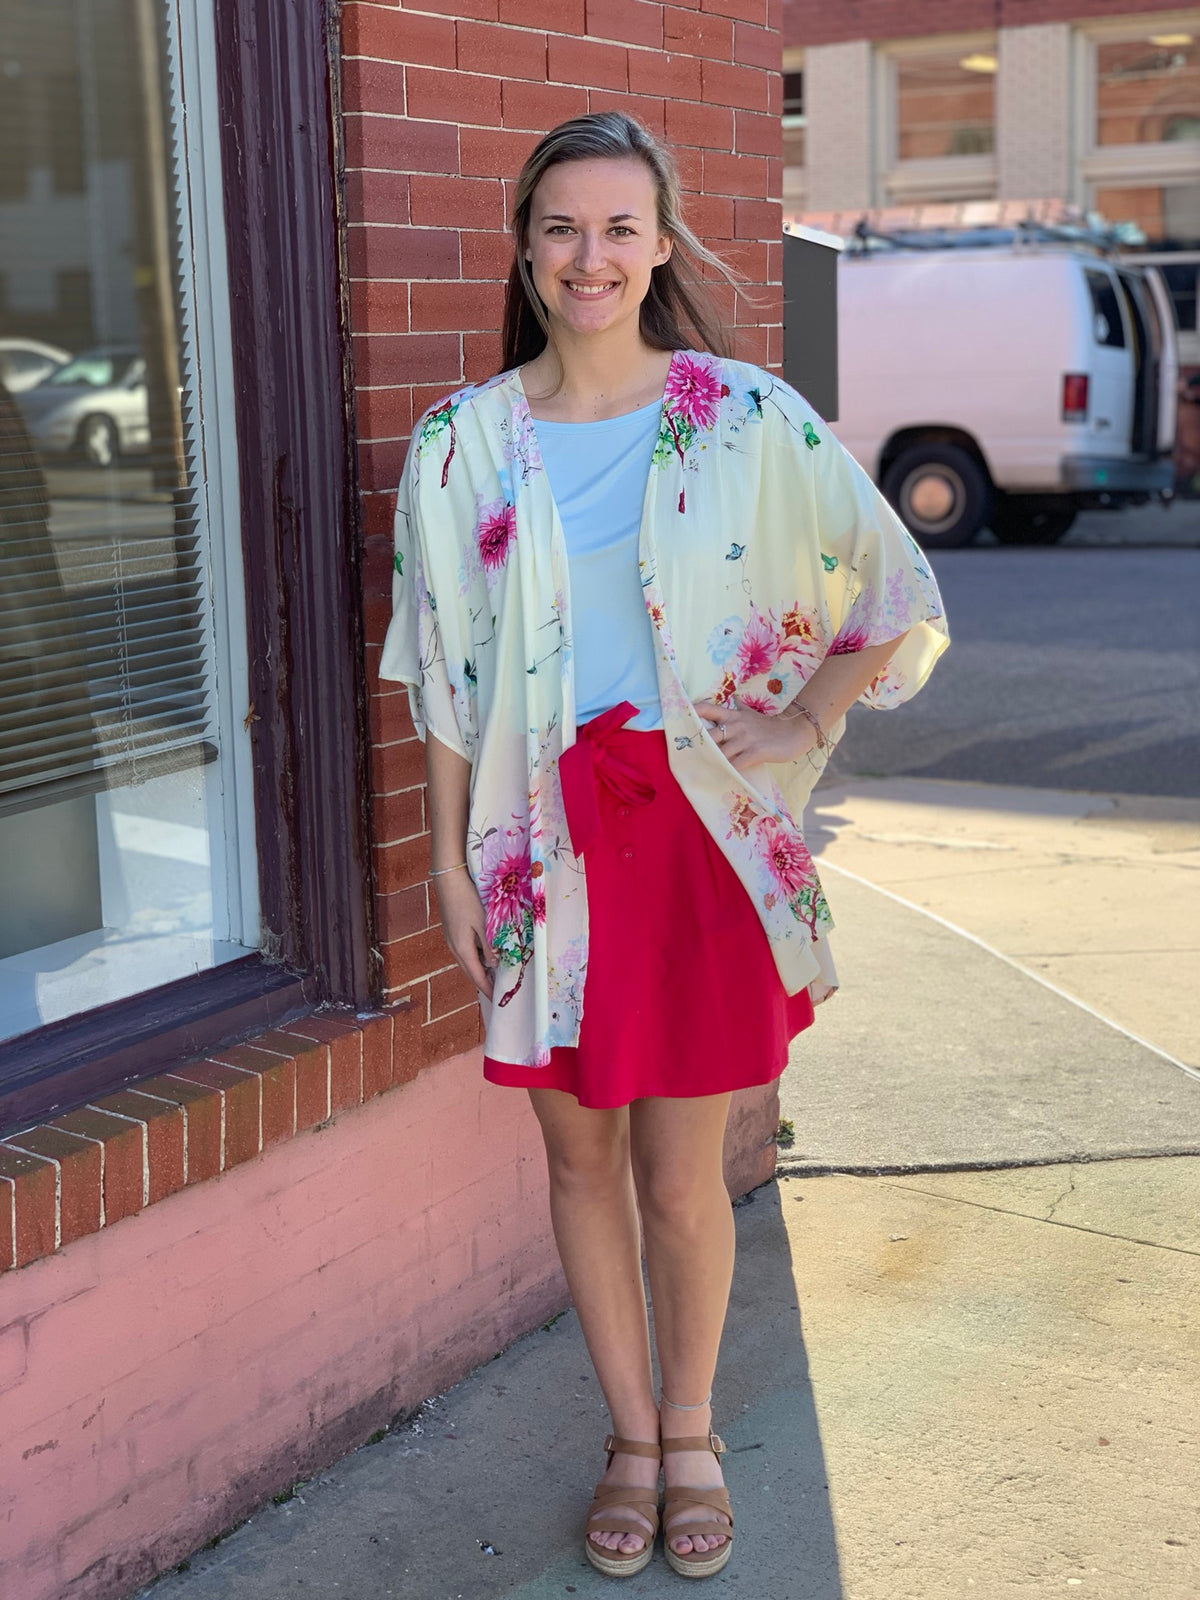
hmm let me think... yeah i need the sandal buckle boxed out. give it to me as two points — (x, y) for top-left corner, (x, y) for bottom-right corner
(709, 1432), (726, 1454)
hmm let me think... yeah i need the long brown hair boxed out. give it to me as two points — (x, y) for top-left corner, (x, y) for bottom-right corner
(500, 112), (740, 372)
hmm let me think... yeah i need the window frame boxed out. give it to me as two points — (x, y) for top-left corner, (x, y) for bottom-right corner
(0, 0), (379, 1134)
(782, 46), (807, 212)
(875, 32), (999, 205)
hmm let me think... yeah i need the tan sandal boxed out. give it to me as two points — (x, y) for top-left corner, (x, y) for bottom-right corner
(661, 1431), (734, 1578)
(583, 1434), (661, 1578)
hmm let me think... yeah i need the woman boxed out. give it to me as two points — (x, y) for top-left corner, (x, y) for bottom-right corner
(380, 112), (948, 1580)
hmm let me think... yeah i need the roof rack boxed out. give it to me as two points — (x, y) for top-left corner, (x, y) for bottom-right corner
(786, 199), (1147, 256)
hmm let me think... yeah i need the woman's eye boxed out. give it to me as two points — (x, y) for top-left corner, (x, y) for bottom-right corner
(610, 226), (633, 237)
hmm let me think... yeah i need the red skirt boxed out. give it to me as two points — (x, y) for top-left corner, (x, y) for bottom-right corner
(483, 703), (815, 1109)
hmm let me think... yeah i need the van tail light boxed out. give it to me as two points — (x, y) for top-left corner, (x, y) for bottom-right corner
(1062, 373), (1089, 421)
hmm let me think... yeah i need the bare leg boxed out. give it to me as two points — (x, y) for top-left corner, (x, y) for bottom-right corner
(630, 1093), (735, 1558)
(527, 1088), (660, 1556)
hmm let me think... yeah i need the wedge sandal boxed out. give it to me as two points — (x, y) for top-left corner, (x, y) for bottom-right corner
(661, 1431), (734, 1579)
(583, 1433), (661, 1578)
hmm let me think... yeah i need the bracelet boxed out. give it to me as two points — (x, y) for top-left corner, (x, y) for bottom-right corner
(782, 700), (832, 754)
(429, 861), (468, 879)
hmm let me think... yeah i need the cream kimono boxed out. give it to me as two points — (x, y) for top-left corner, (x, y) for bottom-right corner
(379, 348), (949, 1068)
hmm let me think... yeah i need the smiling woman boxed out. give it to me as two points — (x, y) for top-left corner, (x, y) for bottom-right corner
(379, 110), (949, 1581)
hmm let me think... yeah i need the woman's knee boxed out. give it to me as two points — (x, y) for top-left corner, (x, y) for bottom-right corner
(633, 1157), (727, 1233)
(530, 1093), (629, 1195)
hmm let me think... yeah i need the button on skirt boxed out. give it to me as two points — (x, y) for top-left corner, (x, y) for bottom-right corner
(483, 714), (815, 1109)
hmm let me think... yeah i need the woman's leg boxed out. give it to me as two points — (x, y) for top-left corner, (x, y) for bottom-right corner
(630, 1092), (735, 1558)
(527, 1087), (661, 1555)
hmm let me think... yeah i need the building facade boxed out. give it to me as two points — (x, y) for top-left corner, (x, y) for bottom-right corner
(0, 3), (785, 1595)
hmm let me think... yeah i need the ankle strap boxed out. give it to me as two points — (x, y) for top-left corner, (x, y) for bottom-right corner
(603, 1434), (661, 1461)
(661, 1432), (725, 1456)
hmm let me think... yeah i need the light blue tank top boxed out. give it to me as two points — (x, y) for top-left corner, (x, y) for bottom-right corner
(533, 400), (664, 731)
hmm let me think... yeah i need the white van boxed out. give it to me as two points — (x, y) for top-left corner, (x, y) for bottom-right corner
(825, 231), (1178, 546)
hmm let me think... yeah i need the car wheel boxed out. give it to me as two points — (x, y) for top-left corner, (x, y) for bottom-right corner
(881, 442), (992, 550)
(78, 413), (119, 468)
(990, 497), (1077, 546)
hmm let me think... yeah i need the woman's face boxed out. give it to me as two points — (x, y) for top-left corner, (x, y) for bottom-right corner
(525, 156), (672, 341)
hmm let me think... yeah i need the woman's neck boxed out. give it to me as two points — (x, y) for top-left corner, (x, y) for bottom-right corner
(521, 325), (674, 422)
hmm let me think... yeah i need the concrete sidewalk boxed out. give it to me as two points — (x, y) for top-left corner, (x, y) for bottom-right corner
(133, 780), (1200, 1600)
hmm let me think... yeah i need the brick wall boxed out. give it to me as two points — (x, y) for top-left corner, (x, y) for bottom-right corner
(783, 0), (1180, 48)
(343, 0), (787, 1028)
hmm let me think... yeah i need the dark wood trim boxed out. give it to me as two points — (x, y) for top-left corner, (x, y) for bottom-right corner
(0, 957), (312, 1135)
(212, 0), (379, 1006)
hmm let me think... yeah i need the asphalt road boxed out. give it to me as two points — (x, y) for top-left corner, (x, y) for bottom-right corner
(826, 502), (1200, 798)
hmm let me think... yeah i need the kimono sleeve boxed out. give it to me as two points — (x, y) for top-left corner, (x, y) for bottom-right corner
(799, 402), (950, 709)
(378, 425), (474, 762)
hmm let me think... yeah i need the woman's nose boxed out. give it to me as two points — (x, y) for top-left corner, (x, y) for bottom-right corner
(573, 232), (608, 273)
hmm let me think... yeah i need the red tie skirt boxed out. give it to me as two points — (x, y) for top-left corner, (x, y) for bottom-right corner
(482, 703), (816, 1109)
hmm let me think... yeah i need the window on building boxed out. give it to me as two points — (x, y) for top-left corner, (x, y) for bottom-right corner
(896, 47), (996, 161)
(1093, 181), (1200, 246)
(783, 68), (805, 171)
(1096, 34), (1200, 147)
(0, 0), (258, 1046)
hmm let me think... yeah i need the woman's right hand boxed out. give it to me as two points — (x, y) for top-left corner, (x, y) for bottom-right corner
(434, 869), (498, 999)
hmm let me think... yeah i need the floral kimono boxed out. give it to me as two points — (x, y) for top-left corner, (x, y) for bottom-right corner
(379, 348), (949, 1068)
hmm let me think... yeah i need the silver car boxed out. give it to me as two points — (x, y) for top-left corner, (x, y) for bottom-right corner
(16, 346), (148, 467)
(0, 338), (70, 394)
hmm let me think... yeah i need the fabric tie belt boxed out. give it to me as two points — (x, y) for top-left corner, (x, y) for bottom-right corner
(559, 700), (657, 857)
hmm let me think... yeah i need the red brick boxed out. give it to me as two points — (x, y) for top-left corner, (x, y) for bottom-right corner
(120, 1074), (223, 1187)
(766, 237), (782, 282)
(93, 1089), (186, 1203)
(663, 7), (732, 59)
(704, 148), (768, 196)
(410, 172), (506, 229)
(354, 331), (463, 387)
(628, 49), (700, 99)
(500, 0), (584, 28)
(464, 330), (504, 381)
(371, 735), (427, 793)
(369, 689), (418, 746)
(673, 143), (704, 189)
(377, 883), (431, 943)
(356, 386), (412, 447)
(349, 279), (409, 337)
(372, 786), (425, 843)
(169, 1062), (262, 1169)
(0, 1146), (56, 1267)
(587, 88), (665, 135)
(385, 924), (458, 989)
(734, 195), (779, 238)
(501, 77), (587, 131)
(430, 963), (480, 1020)
(356, 226), (461, 282)
(701, 0), (765, 21)
(735, 107), (780, 156)
(461, 228), (517, 278)
(388, 999), (425, 1080)
(766, 320), (782, 369)
(276, 1017), (365, 1115)
(766, 70), (781, 115)
(362, 492), (395, 540)
(405, 66), (503, 127)
(0, 1177), (11, 1272)
(418, 1004), (483, 1065)
(50, 1106), (144, 1226)
(460, 126), (539, 180)
(458, 20), (547, 80)
(685, 191), (735, 237)
(732, 322), (768, 363)
(375, 833), (433, 894)
(4, 1128), (99, 1247)
(723, 236), (769, 279)
(344, 169), (410, 226)
(733, 19), (778, 69)
(411, 279), (505, 332)
(399, 0), (497, 18)
(701, 58), (768, 110)
(361, 1011), (395, 1099)
(343, 5), (457, 67)
(586, 0), (662, 48)
(341, 57), (406, 118)
(549, 35), (628, 90)
(665, 97), (734, 150)
(344, 114), (458, 175)
(766, 0), (780, 27)
(766, 153), (781, 197)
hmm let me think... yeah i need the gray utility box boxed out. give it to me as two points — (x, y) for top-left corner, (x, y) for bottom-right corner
(782, 224), (842, 422)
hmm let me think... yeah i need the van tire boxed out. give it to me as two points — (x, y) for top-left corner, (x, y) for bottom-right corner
(990, 497), (1077, 545)
(880, 443), (991, 550)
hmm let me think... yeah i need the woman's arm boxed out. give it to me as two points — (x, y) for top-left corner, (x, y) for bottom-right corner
(694, 631), (909, 771)
(425, 734), (497, 997)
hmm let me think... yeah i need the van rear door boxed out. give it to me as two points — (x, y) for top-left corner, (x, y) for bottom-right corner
(1114, 267), (1162, 456)
(1081, 265), (1133, 456)
(1140, 266), (1179, 455)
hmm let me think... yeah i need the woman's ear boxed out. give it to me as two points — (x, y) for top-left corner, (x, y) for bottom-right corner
(654, 234), (673, 268)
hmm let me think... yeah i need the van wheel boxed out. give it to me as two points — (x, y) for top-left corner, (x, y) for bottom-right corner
(881, 443), (991, 549)
(991, 498), (1077, 545)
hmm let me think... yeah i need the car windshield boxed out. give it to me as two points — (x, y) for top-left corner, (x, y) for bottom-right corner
(44, 353), (133, 388)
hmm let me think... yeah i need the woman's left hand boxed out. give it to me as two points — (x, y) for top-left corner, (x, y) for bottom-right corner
(693, 697), (816, 771)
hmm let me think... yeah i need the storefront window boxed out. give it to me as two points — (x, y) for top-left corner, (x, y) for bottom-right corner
(1094, 180), (1200, 246)
(783, 69), (805, 170)
(0, 0), (257, 1044)
(896, 48), (995, 161)
(1096, 34), (1200, 147)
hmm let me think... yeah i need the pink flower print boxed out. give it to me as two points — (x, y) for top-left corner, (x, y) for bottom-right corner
(663, 352), (725, 432)
(829, 616), (872, 656)
(734, 607), (783, 682)
(532, 884), (547, 926)
(714, 669), (738, 706)
(476, 498), (517, 573)
(726, 793), (757, 840)
(480, 840), (533, 945)
(756, 814), (815, 899)
(739, 693), (774, 714)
